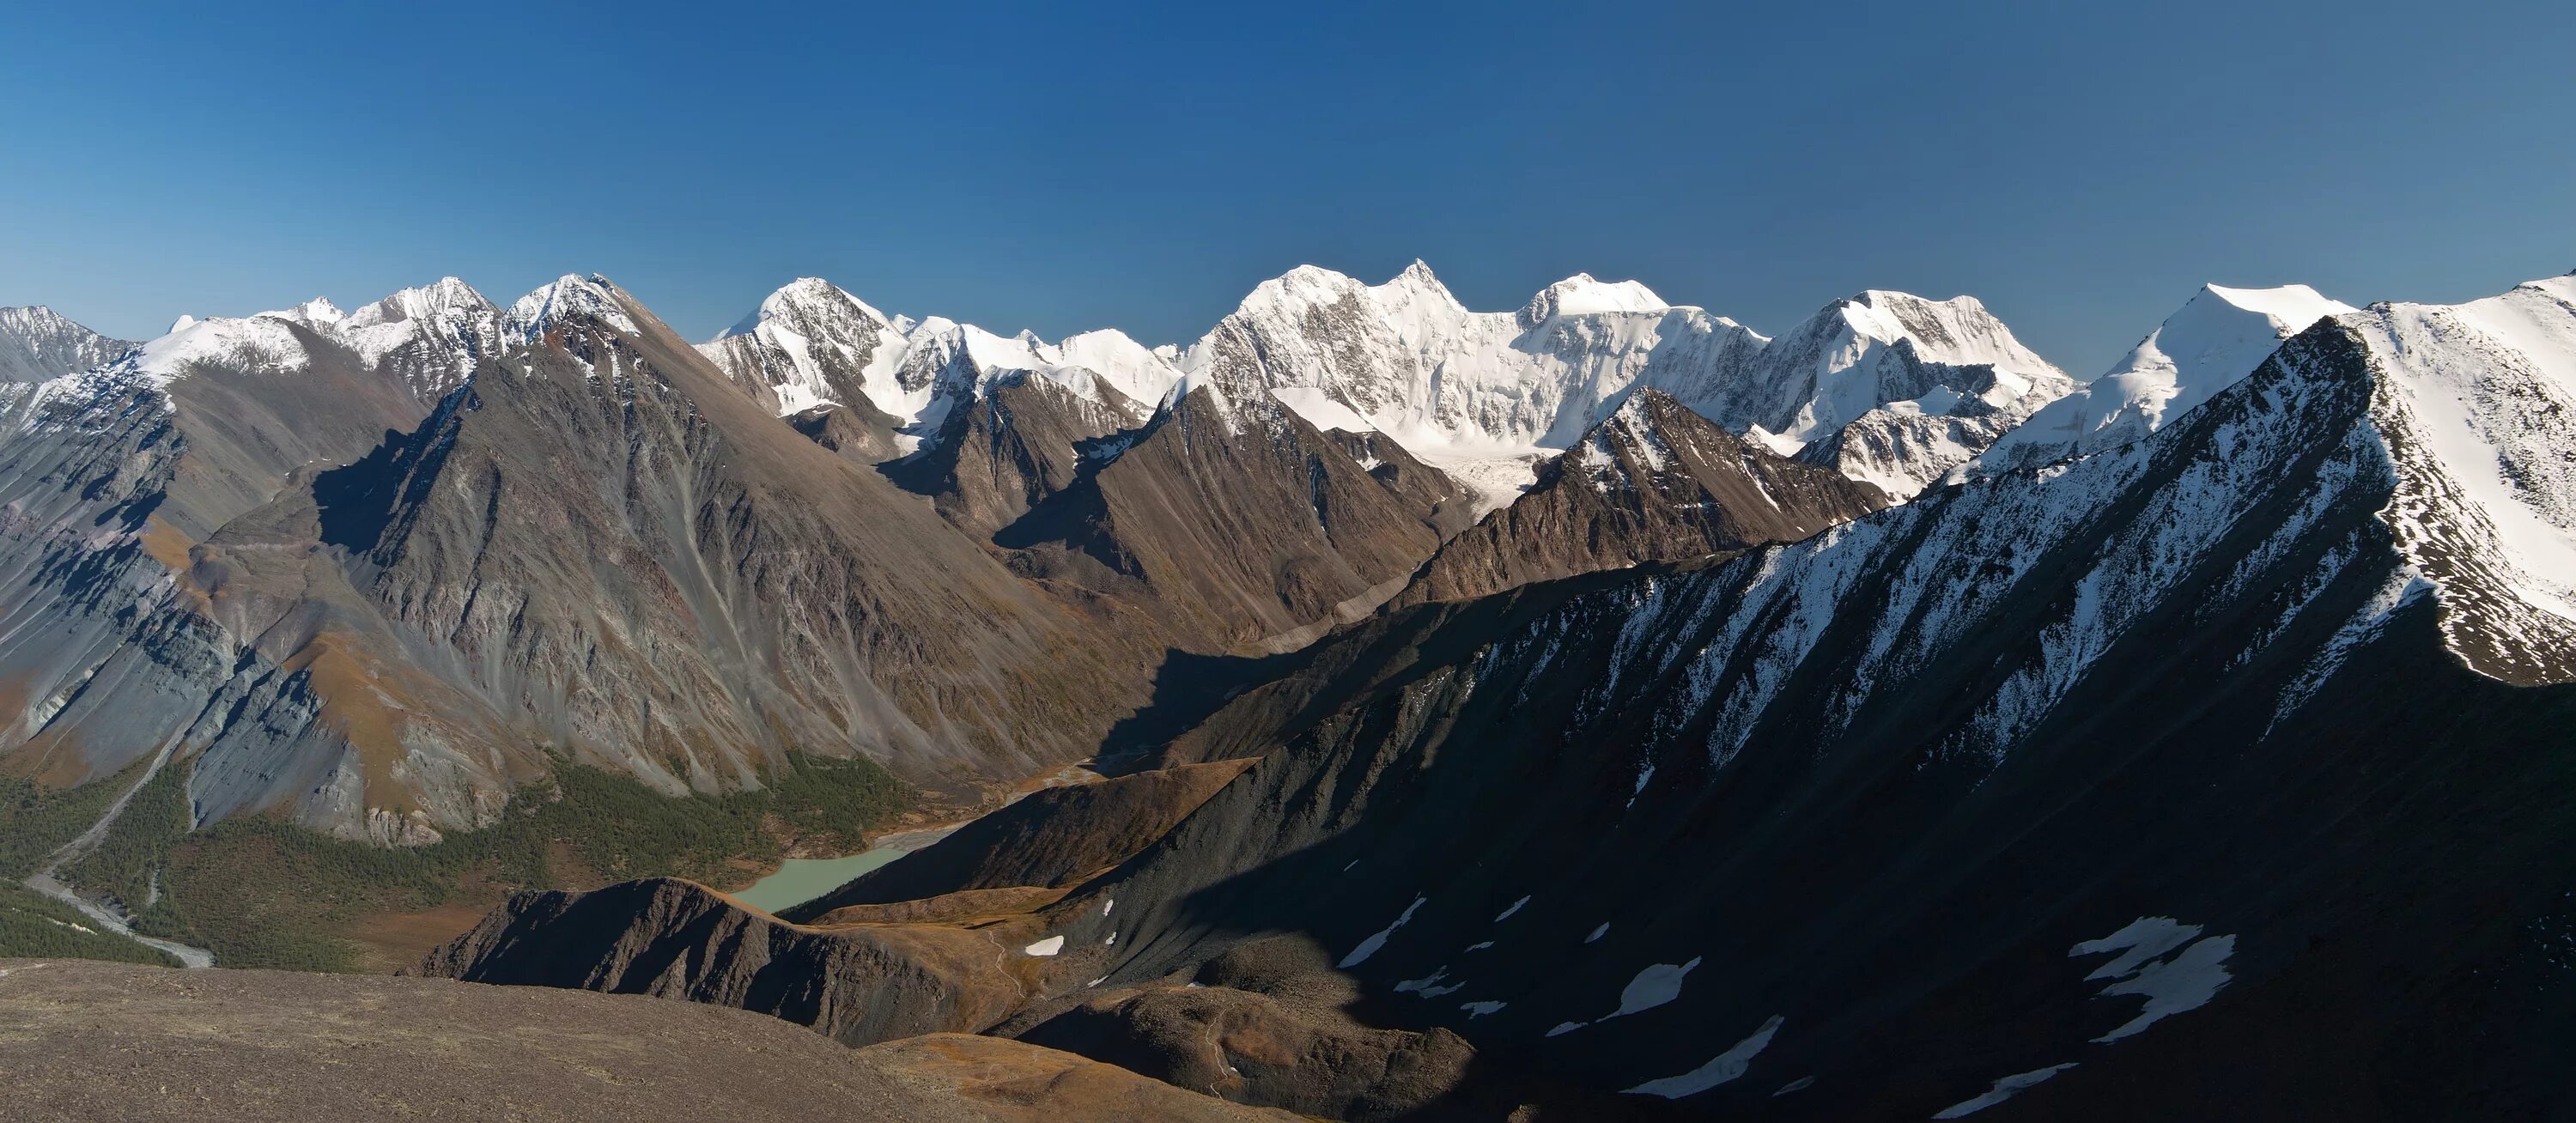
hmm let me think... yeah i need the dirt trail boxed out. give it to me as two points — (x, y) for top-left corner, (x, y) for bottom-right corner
(21, 737), (215, 968)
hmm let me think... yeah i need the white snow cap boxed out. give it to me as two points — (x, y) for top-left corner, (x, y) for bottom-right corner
(504, 274), (638, 343)
(1964, 282), (2357, 477)
(1522, 273), (1668, 321)
(698, 275), (1188, 432)
(263, 297), (346, 327)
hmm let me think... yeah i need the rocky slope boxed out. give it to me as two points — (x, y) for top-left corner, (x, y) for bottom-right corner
(0, 306), (131, 383)
(0, 275), (1166, 846)
(708, 277), (1478, 655)
(1391, 389), (1889, 608)
(989, 387), (1473, 653)
(0, 957), (1296, 1122)
(1007, 289), (2576, 1119)
(384, 273), (2574, 1119)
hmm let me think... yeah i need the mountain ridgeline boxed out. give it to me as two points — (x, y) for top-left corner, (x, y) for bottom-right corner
(5, 264), (2574, 1120)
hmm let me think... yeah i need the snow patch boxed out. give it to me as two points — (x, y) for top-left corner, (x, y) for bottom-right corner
(1340, 895), (1427, 968)
(1932, 1064), (2079, 1118)
(1607, 956), (1701, 1018)
(1623, 1014), (1784, 1098)
(2069, 917), (2236, 1041)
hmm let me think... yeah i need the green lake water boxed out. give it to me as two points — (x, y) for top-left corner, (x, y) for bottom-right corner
(731, 847), (907, 914)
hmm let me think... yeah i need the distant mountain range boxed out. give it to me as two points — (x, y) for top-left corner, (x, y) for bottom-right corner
(4, 262), (2572, 1120)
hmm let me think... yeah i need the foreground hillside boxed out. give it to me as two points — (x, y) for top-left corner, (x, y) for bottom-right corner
(0, 958), (1298, 1123)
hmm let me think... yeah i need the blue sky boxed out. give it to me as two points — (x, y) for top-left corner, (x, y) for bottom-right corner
(3, 1), (2570, 373)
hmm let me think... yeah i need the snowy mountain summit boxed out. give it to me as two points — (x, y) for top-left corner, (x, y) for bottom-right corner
(700, 261), (2072, 513)
(1964, 282), (2359, 477)
(1178, 264), (2072, 504)
(0, 306), (135, 383)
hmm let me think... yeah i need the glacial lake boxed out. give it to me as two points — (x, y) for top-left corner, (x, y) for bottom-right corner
(729, 823), (961, 914)
(731, 848), (907, 914)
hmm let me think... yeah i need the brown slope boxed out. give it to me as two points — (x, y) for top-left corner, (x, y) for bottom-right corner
(410, 877), (1061, 1045)
(882, 373), (1153, 537)
(0, 958), (1296, 1123)
(781, 758), (1258, 922)
(997, 389), (1467, 654)
(1391, 389), (1887, 608)
(788, 396), (910, 463)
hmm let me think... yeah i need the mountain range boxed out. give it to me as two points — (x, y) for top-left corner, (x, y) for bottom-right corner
(3, 261), (2571, 1120)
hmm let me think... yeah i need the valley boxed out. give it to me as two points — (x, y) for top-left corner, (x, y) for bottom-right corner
(0, 261), (2570, 1120)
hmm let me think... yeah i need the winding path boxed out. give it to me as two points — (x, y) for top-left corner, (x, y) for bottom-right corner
(21, 736), (216, 968)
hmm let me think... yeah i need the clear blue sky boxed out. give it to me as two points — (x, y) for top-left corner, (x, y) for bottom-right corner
(3, 1), (2570, 374)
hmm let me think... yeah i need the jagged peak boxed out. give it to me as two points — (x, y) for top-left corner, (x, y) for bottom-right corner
(504, 274), (635, 343)
(1812, 288), (2063, 378)
(257, 297), (346, 328)
(346, 276), (496, 329)
(720, 276), (890, 342)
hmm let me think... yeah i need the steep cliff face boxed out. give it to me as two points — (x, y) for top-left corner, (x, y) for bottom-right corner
(1392, 390), (1888, 608)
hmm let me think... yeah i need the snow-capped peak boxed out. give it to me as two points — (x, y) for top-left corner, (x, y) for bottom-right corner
(112, 312), (314, 384)
(696, 276), (1187, 432)
(1961, 282), (2359, 478)
(340, 277), (501, 399)
(505, 274), (635, 343)
(2351, 274), (2576, 682)
(0, 305), (136, 383)
(1183, 261), (2069, 507)
(1522, 273), (1668, 322)
(344, 278), (483, 330)
(1054, 327), (1185, 407)
(262, 297), (346, 328)
(719, 276), (890, 343)
(168, 314), (197, 334)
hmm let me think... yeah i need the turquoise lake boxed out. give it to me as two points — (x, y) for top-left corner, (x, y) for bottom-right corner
(730, 847), (907, 914)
